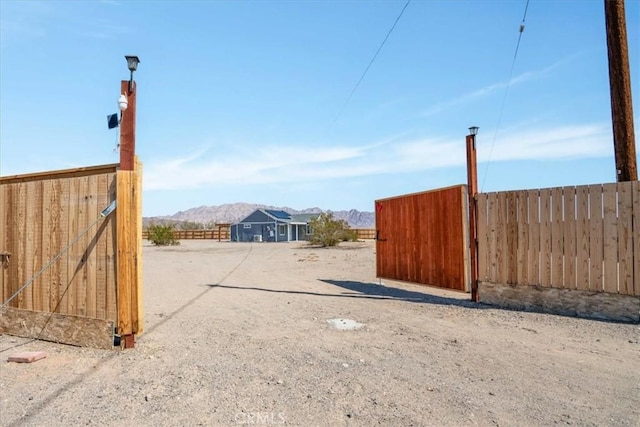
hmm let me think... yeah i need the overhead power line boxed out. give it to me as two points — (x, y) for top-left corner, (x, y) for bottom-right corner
(480, 0), (530, 192)
(329, 0), (412, 130)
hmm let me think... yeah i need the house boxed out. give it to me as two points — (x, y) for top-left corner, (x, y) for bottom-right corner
(230, 209), (319, 242)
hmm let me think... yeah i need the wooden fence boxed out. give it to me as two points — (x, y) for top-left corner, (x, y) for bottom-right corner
(142, 228), (375, 241)
(0, 163), (143, 348)
(477, 182), (638, 296)
(354, 229), (376, 239)
(143, 228), (230, 241)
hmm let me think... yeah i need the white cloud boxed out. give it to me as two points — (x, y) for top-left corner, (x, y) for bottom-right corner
(144, 123), (612, 191)
(481, 124), (611, 162)
(77, 19), (131, 39)
(0, 1), (50, 45)
(422, 58), (571, 117)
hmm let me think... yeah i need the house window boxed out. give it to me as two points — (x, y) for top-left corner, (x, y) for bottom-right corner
(278, 224), (286, 236)
(243, 224), (251, 229)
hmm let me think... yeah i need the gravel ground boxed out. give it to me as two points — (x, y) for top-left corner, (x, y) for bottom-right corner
(1, 240), (639, 426)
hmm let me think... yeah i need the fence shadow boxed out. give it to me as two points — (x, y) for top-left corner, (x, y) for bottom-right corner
(207, 280), (626, 323)
(207, 279), (485, 309)
(319, 279), (482, 308)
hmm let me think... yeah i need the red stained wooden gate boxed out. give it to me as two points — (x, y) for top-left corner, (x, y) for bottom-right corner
(375, 185), (470, 292)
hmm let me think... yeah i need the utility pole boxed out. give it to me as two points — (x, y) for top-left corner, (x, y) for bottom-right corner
(604, 0), (637, 181)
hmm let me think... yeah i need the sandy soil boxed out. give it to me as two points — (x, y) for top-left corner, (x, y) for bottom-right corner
(1, 240), (639, 426)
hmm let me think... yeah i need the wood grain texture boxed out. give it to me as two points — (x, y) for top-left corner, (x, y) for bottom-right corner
(539, 189), (552, 287)
(633, 181), (640, 296)
(564, 187), (577, 290)
(476, 194), (489, 282)
(0, 306), (115, 349)
(15, 183), (27, 310)
(506, 192), (518, 284)
(496, 192), (508, 284)
(527, 190), (540, 286)
(105, 180), (118, 322)
(85, 174), (99, 318)
(135, 161), (144, 334)
(375, 185), (468, 292)
(66, 176), (80, 315)
(95, 174), (109, 320)
(41, 180), (53, 311)
(516, 191), (529, 285)
(57, 178), (70, 314)
(575, 185), (590, 291)
(551, 187), (564, 287)
(589, 185), (604, 291)
(602, 183), (618, 293)
(116, 171), (133, 335)
(616, 181), (633, 295)
(0, 183), (8, 304)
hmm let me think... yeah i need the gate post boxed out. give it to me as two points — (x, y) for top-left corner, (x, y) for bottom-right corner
(116, 56), (142, 348)
(466, 127), (479, 302)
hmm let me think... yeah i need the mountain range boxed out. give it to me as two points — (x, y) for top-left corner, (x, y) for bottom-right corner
(143, 203), (375, 228)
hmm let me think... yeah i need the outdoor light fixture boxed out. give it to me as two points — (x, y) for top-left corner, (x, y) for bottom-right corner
(468, 126), (479, 136)
(124, 55), (140, 93)
(118, 93), (128, 112)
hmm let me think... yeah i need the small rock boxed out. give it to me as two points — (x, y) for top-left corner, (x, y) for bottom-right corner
(276, 380), (283, 385)
(145, 395), (150, 402)
(342, 363), (349, 368)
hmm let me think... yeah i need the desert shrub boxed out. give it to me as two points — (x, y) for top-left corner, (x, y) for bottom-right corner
(308, 212), (353, 247)
(203, 220), (217, 229)
(146, 224), (180, 246)
(340, 229), (358, 242)
(178, 221), (204, 230)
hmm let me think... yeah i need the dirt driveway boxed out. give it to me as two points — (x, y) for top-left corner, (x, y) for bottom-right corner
(1, 240), (639, 426)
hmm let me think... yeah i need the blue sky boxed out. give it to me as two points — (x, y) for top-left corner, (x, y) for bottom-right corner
(1, 0), (638, 216)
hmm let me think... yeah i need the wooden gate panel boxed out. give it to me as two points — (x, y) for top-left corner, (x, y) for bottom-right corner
(0, 165), (118, 320)
(375, 185), (469, 292)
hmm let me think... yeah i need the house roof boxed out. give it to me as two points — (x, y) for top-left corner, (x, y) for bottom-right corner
(236, 208), (318, 225)
(290, 213), (320, 223)
(264, 209), (291, 220)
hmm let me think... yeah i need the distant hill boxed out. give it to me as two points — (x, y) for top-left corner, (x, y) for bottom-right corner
(143, 203), (375, 228)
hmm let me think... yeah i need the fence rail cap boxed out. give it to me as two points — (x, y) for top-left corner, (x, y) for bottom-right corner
(0, 163), (119, 184)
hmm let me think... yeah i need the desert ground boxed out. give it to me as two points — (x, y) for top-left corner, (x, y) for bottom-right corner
(1, 240), (638, 426)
